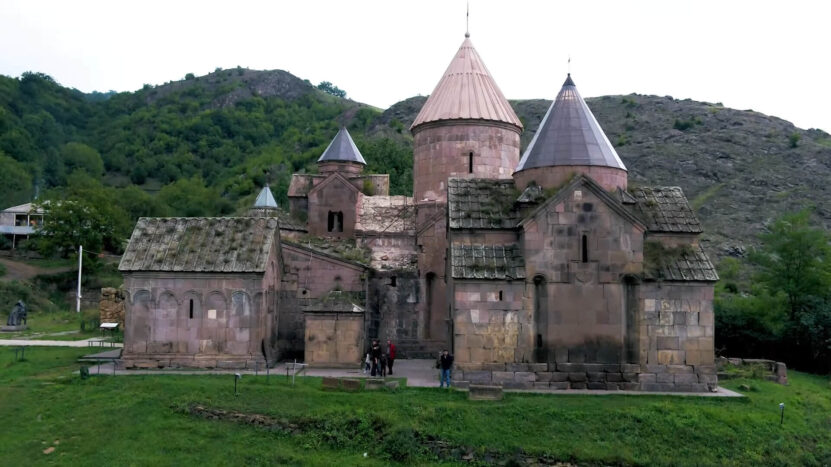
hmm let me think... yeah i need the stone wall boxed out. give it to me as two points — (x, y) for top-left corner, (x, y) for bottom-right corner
(307, 175), (361, 237)
(100, 287), (125, 327)
(304, 312), (364, 367)
(451, 281), (527, 363)
(367, 270), (419, 342)
(277, 243), (366, 359)
(412, 122), (520, 203)
(513, 165), (628, 192)
(639, 282), (715, 367)
(453, 362), (717, 392)
(121, 272), (276, 369)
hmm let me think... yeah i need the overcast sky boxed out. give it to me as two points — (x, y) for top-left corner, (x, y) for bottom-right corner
(2, 0), (829, 132)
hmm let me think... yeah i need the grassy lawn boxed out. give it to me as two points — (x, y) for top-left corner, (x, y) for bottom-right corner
(0, 311), (96, 340)
(1, 348), (830, 465)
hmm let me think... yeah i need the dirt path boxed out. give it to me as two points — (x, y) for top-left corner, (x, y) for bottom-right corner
(0, 257), (74, 281)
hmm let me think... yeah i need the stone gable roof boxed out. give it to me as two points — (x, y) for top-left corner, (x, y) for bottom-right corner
(450, 244), (526, 280)
(287, 174), (322, 198)
(631, 187), (703, 233)
(645, 243), (719, 282)
(119, 217), (279, 273)
(447, 178), (520, 229)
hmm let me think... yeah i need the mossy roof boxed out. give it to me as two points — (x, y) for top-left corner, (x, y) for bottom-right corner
(644, 243), (719, 282)
(447, 178), (520, 229)
(630, 187), (703, 233)
(119, 217), (279, 273)
(450, 244), (526, 280)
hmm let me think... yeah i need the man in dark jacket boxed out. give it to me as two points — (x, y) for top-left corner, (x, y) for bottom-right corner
(387, 340), (396, 375)
(439, 349), (453, 388)
(370, 340), (382, 376)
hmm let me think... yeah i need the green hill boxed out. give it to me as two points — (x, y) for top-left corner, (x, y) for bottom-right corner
(1, 69), (829, 259)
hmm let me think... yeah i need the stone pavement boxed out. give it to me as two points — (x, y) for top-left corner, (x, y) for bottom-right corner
(81, 358), (743, 397)
(0, 337), (122, 348)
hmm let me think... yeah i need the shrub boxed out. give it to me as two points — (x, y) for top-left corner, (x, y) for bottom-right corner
(789, 132), (801, 148)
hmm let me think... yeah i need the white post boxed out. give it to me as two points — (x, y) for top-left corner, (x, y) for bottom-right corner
(76, 245), (83, 313)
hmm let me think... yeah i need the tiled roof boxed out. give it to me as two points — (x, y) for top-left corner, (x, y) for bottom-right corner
(119, 217), (279, 273)
(645, 243), (719, 282)
(450, 244), (526, 280)
(631, 187), (703, 233)
(447, 178), (520, 229)
(317, 128), (366, 164)
(411, 37), (522, 130)
(516, 74), (626, 172)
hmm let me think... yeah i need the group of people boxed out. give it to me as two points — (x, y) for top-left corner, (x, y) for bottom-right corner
(362, 339), (454, 389)
(364, 339), (396, 377)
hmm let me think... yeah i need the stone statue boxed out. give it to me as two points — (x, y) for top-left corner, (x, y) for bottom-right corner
(6, 300), (26, 327)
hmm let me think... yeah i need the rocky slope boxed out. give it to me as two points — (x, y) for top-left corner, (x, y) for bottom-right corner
(376, 94), (831, 261)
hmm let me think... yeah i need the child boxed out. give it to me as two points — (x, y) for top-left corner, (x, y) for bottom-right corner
(364, 352), (371, 374)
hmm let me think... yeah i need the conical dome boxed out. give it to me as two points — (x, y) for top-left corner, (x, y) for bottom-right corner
(515, 74), (626, 172)
(411, 37), (522, 131)
(317, 128), (366, 165)
(253, 186), (278, 209)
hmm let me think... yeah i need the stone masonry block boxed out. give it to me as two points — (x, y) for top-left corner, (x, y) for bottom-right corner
(606, 373), (624, 382)
(533, 382), (551, 389)
(492, 371), (514, 383)
(638, 373), (656, 383)
(605, 383), (621, 390)
(667, 364), (695, 374)
(587, 372), (606, 382)
(587, 382), (607, 390)
(514, 371), (536, 382)
(506, 363), (530, 372)
(621, 364), (640, 373)
(527, 363), (548, 372)
(570, 382), (587, 390)
(550, 382), (570, 390)
(465, 371), (493, 384)
(568, 372), (587, 382)
(482, 363), (507, 371)
(620, 382), (640, 391)
(557, 363), (586, 372)
(503, 381), (533, 390)
(674, 373), (699, 384)
(535, 372), (554, 382)
(550, 372), (569, 382)
(622, 372), (639, 382)
(656, 373), (674, 383)
(657, 336), (680, 350)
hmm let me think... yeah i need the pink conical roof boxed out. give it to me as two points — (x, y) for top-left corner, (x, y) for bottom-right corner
(411, 36), (522, 131)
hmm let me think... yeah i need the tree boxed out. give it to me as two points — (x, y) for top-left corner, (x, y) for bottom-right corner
(0, 151), (33, 207)
(158, 175), (232, 217)
(317, 81), (346, 98)
(34, 199), (111, 259)
(61, 142), (104, 178)
(752, 209), (831, 320)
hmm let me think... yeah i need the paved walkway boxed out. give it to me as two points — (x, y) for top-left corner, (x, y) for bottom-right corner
(0, 337), (122, 348)
(82, 358), (743, 397)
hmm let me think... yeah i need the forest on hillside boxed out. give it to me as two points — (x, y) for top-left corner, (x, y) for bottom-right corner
(0, 70), (413, 254)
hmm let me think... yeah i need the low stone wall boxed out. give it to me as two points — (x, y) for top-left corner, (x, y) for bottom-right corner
(716, 357), (788, 385)
(99, 287), (125, 327)
(121, 355), (264, 369)
(454, 362), (718, 392)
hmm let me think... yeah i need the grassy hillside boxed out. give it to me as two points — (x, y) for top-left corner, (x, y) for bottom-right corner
(1, 347), (830, 465)
(1, 69), (829, 259)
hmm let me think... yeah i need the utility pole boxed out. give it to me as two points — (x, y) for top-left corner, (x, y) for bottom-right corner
(76, 245), (83, 313)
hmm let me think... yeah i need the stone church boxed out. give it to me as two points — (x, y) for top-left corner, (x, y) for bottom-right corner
(120, 34), (718, 391)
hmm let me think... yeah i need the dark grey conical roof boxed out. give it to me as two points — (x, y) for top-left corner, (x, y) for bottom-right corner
(515, 74), (626, 172)
(317, 127), (366, 165)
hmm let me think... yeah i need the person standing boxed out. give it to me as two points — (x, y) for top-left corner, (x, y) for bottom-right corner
(439, 349), (453, 388)
(370, 340), (382, 376)
(387, 339), (396, 375)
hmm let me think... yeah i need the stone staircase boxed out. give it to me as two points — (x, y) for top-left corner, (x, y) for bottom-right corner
(395, 339), (448, 359)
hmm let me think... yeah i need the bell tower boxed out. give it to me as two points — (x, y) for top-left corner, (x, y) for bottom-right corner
(411, 33), (522, 346)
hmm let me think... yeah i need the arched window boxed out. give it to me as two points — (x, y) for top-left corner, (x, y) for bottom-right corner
(327, 211), (344, 232)
(468, 152), (474, 173)
(425, 272), (436, 339)
(581, 234), (589, 263)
